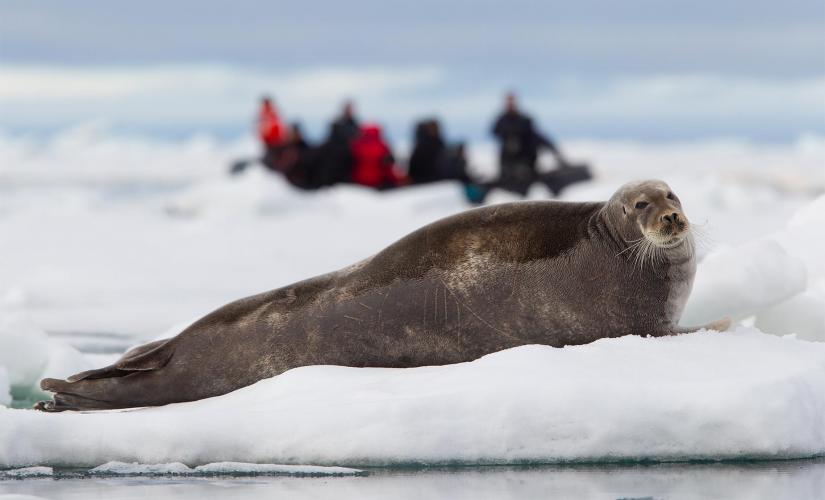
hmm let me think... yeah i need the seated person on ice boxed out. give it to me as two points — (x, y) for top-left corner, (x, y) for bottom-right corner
(313, 100), (361, 188)
(350, 123), (407, 190)
(257, 96), (288, 171)
(247, 99), (377, 191)
(407, 118), (471, 185)
(273, 122), (320, 190)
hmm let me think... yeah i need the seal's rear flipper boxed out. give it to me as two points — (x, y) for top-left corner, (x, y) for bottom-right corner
(65, 338), (175, 383)
(34, 392), (124, 412)
(113, 338), (175, 372)
(35, 338), (177, 412)
(675, 316), (732, 334)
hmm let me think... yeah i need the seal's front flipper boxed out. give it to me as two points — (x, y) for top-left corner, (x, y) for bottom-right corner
(674, 316), (732, 334)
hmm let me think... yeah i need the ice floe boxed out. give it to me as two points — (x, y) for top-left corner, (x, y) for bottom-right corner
(88, 461), (361, 476)
(1, 328), (823, 468)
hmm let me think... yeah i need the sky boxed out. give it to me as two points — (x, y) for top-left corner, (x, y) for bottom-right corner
(1, 0), (824, 142)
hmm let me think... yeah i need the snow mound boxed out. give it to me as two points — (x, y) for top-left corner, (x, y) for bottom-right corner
(89, 461), (191, 475)
(755, 286), (825, 342)
(0, 369), (10, 407)
(0, 316), (91, 403)
(88, 461), (361, 476)
(0, 467), (52, 478)
(683, 194), (825, 338)
(1, 328), (823, 468)
(682, 239), (806, 325)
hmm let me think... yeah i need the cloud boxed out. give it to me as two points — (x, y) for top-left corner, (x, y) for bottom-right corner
(0, 64), (822, 141)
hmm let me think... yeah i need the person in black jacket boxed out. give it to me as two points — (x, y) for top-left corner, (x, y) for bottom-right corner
(461, 92), (591, 204)
(408, 119), (446, 184)
(408, 118), (472, 185)
(330, 100), (359, 145)
(491, 92), (567, 194)
(314, 100), (361, 187)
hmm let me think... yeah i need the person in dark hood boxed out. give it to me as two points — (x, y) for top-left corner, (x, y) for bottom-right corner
(314, 100), (360, 187)
(330, 100), (359, 145)
(408, 118), (471, 185)
(278, 122), (321, 189)
(408, 119), (446, 184)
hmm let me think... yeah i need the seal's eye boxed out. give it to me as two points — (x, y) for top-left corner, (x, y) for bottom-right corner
(666, 192), (675, 200)
(635, 201), (649, 209)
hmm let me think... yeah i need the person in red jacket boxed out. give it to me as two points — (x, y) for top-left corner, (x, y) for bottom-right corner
(257, 96), (289, 172)
(258, 96), (285, 147)
(350, 124), (406, 189)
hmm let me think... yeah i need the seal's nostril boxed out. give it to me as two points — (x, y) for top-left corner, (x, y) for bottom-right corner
(662, 213), (680, 224)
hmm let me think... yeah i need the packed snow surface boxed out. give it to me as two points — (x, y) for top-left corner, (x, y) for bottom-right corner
(2, 328), (824, 468)
(0, 129), (824, 469)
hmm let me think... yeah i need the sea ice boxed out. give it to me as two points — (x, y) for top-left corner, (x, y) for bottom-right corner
(87, 461), (361, 476)
(0, 467), (52, 478)
(681, 239), (806, 326)
(0, 369), (9, 407)
(755, 288), (825, 342)
(1, 328), (823, 468)
(0, 316), (91, 403)
(1, 130), (824, 470)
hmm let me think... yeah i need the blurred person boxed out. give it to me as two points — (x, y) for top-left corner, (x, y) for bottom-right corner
(464, 92), (590, 203)
(330, 100), (360, 144)
(492, 92), (564, 186)
(350, 124), (406, 189)
(277, 122), (321, 189)
(230, 96), (289, 175)
(408, 118), (471, 185)
(315, 100), (361, 187)
(408, 119), (446, 184)
(258, 96), (288, 169)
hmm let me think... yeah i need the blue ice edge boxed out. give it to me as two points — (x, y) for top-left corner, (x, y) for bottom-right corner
(4, 457), (825, 483)
(3, 454), (825, 480)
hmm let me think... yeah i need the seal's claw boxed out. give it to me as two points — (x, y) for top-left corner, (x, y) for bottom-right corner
(673, 316), (733, 334)
(708, 316), (732, 332)
(33, 400), (56, 412)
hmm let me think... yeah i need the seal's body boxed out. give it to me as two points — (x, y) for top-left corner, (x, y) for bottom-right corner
(37, 180), (728, 411)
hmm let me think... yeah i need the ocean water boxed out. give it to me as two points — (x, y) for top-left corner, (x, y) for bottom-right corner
(2, 461), (824, 499)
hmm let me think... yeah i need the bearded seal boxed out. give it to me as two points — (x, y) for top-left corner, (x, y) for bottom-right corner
(36, 180), (729, 411)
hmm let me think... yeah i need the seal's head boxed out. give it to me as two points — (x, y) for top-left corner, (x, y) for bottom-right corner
(608, 180), (691, 250)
